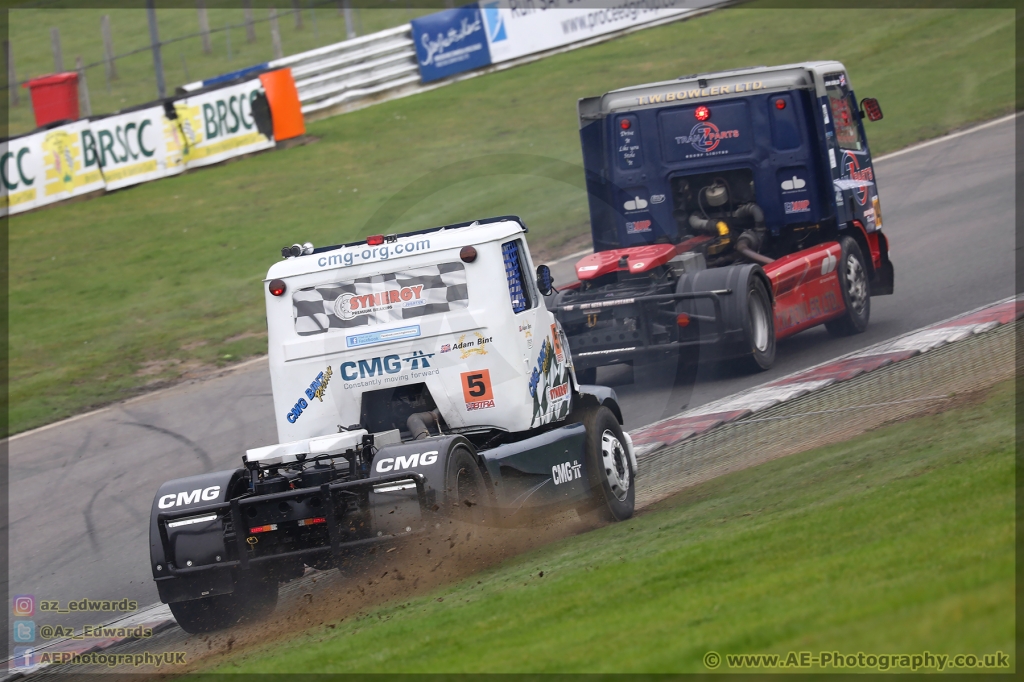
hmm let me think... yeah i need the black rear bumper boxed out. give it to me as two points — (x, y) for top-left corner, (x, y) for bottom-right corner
(154, 471), (429, 580)
(553, 288), (741, 369)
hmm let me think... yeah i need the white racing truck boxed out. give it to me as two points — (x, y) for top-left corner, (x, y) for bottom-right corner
(149, 216), (636, 633)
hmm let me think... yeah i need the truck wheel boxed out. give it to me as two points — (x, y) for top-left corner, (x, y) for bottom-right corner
(739, 276), (775, 372)
(168, 570), (278, 634)
(825, 236), (871, 337)
(444, 444), (489, 524)
(577, 406), (634, 522)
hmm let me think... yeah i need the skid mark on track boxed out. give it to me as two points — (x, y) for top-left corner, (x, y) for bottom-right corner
(83, 481), (111, 554)
(60, 428), (93, 472)
(120, 421), (214, 472)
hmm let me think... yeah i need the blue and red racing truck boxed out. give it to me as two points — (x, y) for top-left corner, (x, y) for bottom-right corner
(551, 62), (893, 380)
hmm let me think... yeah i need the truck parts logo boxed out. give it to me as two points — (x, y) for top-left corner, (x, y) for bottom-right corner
(552, 460), (582, 486)
(785, 200), (810, 214)
(677, 122), (740, 154)
(626, 220), (652, 234)
(842, 152), (874, 205)
(335, 285), (425, 320)
(304, 366), (333, 402)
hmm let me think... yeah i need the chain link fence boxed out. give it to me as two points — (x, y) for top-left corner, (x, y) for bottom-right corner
(636, 320), (1017, 507)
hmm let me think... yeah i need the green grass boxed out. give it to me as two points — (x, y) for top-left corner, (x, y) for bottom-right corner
(203, 380), (1015, 674)
(5, 3), (432, 137)
(7, 7), (1016, 434)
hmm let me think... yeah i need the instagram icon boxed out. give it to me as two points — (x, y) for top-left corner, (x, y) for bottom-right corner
(12, 596), (35, 617)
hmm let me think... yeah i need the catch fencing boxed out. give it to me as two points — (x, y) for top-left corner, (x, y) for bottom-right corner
(635, 308), (1018, 508)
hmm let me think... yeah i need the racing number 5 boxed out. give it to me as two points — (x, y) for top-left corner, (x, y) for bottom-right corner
(461, 369), (494, 403)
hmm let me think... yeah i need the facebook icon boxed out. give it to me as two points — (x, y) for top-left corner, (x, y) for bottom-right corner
(12, 647), (36, 669)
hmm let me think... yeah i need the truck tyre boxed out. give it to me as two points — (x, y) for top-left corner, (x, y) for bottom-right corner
(444, 444), (489, 524)
(739, 276), (775, 372)
(577, 406), (634, 522)
(168, 569), (278, 634)
(825, 236), (871, 337)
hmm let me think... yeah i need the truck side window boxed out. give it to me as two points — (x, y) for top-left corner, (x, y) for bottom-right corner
(501, 239), (533, 314)
(825, 74), (863, 152)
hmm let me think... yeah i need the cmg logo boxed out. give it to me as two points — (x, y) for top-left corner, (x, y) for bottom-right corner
(376, 451), (438, 473)
(158, 486), (221, 509)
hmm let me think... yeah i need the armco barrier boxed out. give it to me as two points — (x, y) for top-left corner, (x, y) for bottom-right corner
(182, 25), (419, 118)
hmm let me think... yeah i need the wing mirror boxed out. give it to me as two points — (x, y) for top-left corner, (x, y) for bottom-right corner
(536, 264), (554, 296)
(860, 97), (883, 122)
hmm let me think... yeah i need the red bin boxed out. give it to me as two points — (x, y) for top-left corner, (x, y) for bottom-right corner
(23, 72), (80, 128)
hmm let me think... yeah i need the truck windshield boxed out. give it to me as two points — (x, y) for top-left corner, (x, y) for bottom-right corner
(292, 262), (469, 335)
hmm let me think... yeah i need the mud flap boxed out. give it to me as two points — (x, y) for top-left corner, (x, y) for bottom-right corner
(367, 436), (470, 535)
(149, 469), (247, 602)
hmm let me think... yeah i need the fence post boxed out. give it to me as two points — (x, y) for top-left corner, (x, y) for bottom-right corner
(243, 0), (256, 42)
(311, 2), (319, 46)
(269, 8), (284, 60)
(51, 27), (64, 72)
(101, 15), (117, 83)
(291, 1), (304, 30)
(197, 1), (212, 54)
(226, 22), (232, 62)
(342, 1), (356, 40)
(75, 56), (91, 117)
(146, 0), (166, 99)
(4, 40), (17, 106)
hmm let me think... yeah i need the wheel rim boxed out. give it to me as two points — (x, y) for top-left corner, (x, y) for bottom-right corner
(845, 254), (868, 316)
(748, 293), (770, 352)
(600, 429), (630, 501)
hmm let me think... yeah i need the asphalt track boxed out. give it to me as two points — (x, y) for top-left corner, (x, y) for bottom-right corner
(5, 115), (1016, 634)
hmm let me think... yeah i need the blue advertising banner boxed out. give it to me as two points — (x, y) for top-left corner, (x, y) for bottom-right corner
(410, 4), (492, 83)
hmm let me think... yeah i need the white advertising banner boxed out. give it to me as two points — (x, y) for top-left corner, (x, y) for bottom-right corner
(2, 120), (109, 216)
(83, 106), (185, 191)
(174, 78), (274, 169)
(480, 0), (694, 64)
(1, 131), (47, 216)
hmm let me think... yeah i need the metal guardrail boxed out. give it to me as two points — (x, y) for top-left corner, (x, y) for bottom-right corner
(268, 24), (418, 117)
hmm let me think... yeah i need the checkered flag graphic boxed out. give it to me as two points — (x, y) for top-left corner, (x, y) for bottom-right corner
(293, 262), (468, 336)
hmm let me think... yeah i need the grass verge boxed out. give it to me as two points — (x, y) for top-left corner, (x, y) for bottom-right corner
(8, 7), (1016, 434)
(195, 378), (1014, 674)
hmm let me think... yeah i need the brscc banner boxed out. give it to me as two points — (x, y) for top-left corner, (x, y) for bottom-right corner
(173, 78), (274, 169)
(480, 0), (693, 64)
(1, 121), (107, 216)
(82, 106), (185, 191)
(411, 4), (492, 83)
(1, 132), (46, 216)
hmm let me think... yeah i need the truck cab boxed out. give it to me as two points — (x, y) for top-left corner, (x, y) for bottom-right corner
(556, 62), (894, 379)
(579, 61), (890, 272)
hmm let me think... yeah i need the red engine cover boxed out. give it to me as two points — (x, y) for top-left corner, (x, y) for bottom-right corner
(763, 241), (846, 339)
(574, 243), (680, 280)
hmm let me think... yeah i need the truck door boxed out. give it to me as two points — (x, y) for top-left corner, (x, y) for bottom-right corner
(821, 71), (881, 232)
